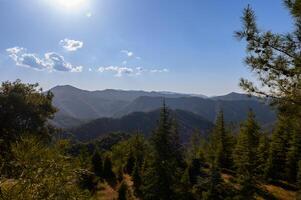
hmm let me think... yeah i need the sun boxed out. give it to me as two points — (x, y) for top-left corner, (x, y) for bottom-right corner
(54, 0), (88, 10)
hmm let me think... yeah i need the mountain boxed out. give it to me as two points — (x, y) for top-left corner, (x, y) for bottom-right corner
(49, 86), (276, 129)
(70, 109), (214, 142)
(211, 92), (259, 101)
(114, 96), (276, 125)
(50, 85), (196, 121)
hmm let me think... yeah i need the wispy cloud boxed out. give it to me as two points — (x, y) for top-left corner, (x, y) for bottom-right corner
(6, 47), (83, 72)
(59, 38), (84, 52)
(97, 66), (169, 77)
(150, 68), (169, 73)
(98, 66), (134, 77)
(121, 50), (134, 57)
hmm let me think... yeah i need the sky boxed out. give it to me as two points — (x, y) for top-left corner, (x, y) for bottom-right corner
(0, 0), (293, 96)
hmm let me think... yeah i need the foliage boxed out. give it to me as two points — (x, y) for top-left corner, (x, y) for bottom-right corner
(235, 1), (301, 109)
(0, 80), (57, 175)
(0, 135), (89, 200)
(297, 160), (301, 199)
(266, 115), (292, 181)
(92, 150), (103, 177)
(103, 156), (116, 184)
(210, 110), (233, 169)
(234, 110), (260, 198)
(141, 103), (184, 200)
(118, 181), (129, 200)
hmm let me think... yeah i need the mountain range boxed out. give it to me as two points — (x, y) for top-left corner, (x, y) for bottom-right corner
(49, 85), (277, 141)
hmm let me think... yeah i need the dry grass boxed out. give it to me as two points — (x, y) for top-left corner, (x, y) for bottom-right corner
(94, 174), (139, 200)
(261, 184), (296, 200)
(220, 173), (297, 200)
(94, 182), (118, 200)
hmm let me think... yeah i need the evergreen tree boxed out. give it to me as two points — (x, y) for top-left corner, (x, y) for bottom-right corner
(125, 152), (135, 174)
(286, 123), (301, 183)
(103, 156), (116, 183)
(91, 151), (103, 178)
(236, 1), (301, 109)
(236, 1), (301, 182)
(265, 115), (291, 181)
(211, 110), (232, 169)
(0, 80), (57, 175)
(188, 158), (202, 185)
(256, 134), (270, 179)
(132, 161), (142, 196)
(234, 110), (260, 198)
(118, 181), (129, 200)
(297, 160), (301, 200)
(141, 102), (183, 200)
(187, 130), (204, 162)
(202, 165), (223, 200)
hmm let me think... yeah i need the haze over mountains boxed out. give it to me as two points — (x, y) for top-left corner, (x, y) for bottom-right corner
(49, 85), (276, 141)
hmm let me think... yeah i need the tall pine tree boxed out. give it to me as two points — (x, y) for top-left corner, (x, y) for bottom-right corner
(141, 101), (183, 200)
(91, 151), (103, 178)
(234, 110), (260, 198)
(210, 110), (233, 169)
(265, 115), (291, 181)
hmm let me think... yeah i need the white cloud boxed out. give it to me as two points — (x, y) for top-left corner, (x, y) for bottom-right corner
(150, 68), (169, 73)
(6, 47), (25, 62)
(121, 50), (134, 57)
(122, 60), (127, 65)
(98, 66), (134, 77)
(44, 52), (83, 72)
(20, 54), (47, 70)
(6, 46), (82, 72)
(136, 56), (141, 60)
(59, 38), (84, 52)
(97, 66), (169, 77)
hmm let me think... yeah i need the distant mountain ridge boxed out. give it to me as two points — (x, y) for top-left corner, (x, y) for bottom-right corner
(70, 109), (214, 142)
(49, 85), (276, 129)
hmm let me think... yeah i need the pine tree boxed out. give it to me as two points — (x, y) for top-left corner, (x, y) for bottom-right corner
(141, 102), (183, 200)
(297, 160), (301, 200)
(103, 156), (116, 183)
(286, 121), (301, 183)
(211, 110), (232, 169)
(236, 1), (301, 184)
(236, 2), (301, 109)
(118, 181), (128, 200)
(265, 115), (291, 181)
(132, 161), (142, 196)
(188, 130), (201, 159)
(125, 152), (135, 174)
(256, 134), (270, 179)
(202, 165), (223, 200)
(234, 110), (260, 198)
(188, 158), (202, 185)
(91, 151), (103, 178)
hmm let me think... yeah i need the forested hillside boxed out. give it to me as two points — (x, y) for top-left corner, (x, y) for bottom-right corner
(70, 109), (214, 142)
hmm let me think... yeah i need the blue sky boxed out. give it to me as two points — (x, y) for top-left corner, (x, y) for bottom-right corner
(0, 0), (292, 96)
